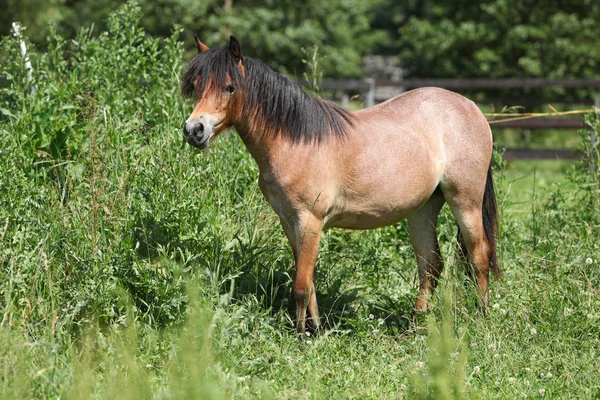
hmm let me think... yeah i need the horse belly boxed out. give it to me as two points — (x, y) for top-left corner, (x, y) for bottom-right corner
(325, 135), (441, 229)
(325, 187), (433, 229)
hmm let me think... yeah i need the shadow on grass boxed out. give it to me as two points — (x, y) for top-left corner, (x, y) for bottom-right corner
(128, 214), (418, 334)
(230, 261), (416, 335)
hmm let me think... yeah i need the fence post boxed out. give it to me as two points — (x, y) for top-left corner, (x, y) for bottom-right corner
(590, 98), (599, 172)
(341, 94), (350, 109)
(12, 21), (35, 94)
(364, 78), (375, 108)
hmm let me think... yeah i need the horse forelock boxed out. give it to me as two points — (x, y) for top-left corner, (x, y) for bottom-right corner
(181, 45), (245, 99)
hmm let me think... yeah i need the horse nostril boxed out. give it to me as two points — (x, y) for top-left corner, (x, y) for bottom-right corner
(184, 122), (205, 137)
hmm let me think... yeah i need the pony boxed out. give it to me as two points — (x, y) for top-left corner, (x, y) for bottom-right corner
(182, 36), (500, 332)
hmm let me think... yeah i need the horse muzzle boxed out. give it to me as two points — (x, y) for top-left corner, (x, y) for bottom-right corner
(183, 120), (210, 149)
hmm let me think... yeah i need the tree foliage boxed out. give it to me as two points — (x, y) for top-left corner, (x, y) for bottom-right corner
(394, 0), (600, 79)
(1, 0), (599, 81)
(0, 0), (382, 79)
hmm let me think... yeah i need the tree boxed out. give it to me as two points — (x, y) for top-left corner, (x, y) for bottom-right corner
(196, 0), (384, 78)
(395, 0), (600, 80)
(0, 0), (384, 79)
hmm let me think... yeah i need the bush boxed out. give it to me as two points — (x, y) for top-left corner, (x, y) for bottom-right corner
(0, 1), (192, 334)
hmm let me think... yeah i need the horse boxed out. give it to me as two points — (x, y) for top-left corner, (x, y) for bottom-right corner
(181, 35), (500, 333)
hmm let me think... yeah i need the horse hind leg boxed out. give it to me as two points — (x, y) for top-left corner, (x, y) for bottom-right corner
(456, 227), (474, 281)
(444, 198), (491, 309)
(407, 190), (446, 312)
(443, 167), (500, 310)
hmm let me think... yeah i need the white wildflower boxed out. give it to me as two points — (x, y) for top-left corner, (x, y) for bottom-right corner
(530, 327), (537, 336)
(585, 257), (593, 265)
(473, 366), (481, 374)
(539, 388), (546, 397)
(564, 308), (573, 316)
(508, 377), (516, 384)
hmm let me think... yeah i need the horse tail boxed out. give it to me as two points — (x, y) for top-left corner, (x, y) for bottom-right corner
(482, 166), (501, 278)
(456, 166), (501, 278)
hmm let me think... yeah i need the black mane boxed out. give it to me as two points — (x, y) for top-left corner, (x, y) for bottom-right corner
(181, 45), (353, 143)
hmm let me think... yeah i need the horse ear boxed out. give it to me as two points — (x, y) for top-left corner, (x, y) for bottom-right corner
(229, 35), (243, 62)
(195, 35), (210, 53)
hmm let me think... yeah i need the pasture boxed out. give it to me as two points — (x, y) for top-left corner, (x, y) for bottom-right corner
(1, 5), (599, 399)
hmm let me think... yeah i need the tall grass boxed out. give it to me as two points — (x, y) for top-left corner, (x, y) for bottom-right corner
(1, 2), (600, 398)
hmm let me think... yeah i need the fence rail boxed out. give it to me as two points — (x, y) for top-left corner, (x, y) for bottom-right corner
(502, 149), (582, 161)
(375, 78), (600, 90)
(490, 118), (583, 129)
(306, 78), (600, 109)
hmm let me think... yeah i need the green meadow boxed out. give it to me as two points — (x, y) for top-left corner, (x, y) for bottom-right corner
(1, 4), (599, 399)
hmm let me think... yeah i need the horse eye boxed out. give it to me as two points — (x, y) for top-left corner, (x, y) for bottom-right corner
(225, 85), (235, 94)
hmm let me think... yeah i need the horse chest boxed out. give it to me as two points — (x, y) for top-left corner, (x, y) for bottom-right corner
(257, 172), (298, 217)
(258, 168), (332, 219)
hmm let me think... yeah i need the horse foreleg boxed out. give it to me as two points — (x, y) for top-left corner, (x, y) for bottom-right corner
(306, 281), (320, 330)
(284, 214), (322, 333)
(282, 218), (321, 331)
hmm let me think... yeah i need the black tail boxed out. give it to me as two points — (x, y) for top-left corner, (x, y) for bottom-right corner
(482, 167), (501, 278)
(457, 167), (501, 278)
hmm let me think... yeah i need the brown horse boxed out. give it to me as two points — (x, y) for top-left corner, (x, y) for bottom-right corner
(182, 36), (500, 332)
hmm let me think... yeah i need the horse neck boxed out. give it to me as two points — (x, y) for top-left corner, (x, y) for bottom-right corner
(234, 119), (281, 173)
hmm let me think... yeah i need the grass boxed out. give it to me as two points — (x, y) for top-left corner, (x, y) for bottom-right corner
(502, 160), (571, 216)
(1, 3), (600, 398)
(494, 128), (583, 150)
